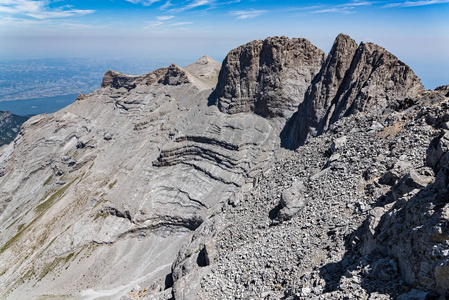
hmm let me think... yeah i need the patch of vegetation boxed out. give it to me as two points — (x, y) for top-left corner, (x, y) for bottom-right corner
(75, 172), (86, 187)
(37, 253), (73, 282)
(36, 294), (72, 299)
(41, 236), (57, 254)
(94, 211), (109, 221)
(92, 197), (105, 210)
(0, 218), (36, 254)
(35, 177), (77, 214)
(43, 174), (53, 186)
(0, 177), (77, 254)
(21, 268), (36, 283)
(5, 217), (21, 230)
(108, 179), (117, 189)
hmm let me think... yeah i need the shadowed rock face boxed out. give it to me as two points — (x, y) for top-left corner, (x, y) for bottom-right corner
(214, 36), (326, 118)
(282, 33), (425, 148)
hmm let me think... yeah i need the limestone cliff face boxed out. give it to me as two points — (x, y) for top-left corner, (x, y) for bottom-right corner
(214, 36), (326, 118)
(282, 34), (425, 148)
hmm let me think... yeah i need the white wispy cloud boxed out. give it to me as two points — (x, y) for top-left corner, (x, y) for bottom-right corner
(146, 21), (164, 27)
(0, 0), (95, 19)
(230, 9), (266, 19)
(385, 0), (449, 7)
(312, 7), (355, 13)
(125, 0), (161, 6)
(160, 0), (172, 10)
(341, 1), (372, 6)
(168, 21), (193, 26)
(28, 9), (95, 20)
(310, 1), (371, 13)
(167, 0), (215, 12)
(0, 15), (104, 31)
(185, 0), (214, 9)
(156, 15), (174, 20)
(144, 16), (193, 29)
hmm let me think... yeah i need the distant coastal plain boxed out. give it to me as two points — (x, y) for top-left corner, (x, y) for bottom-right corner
(0, 94), (78, 116)
(0, 57), (186, 116)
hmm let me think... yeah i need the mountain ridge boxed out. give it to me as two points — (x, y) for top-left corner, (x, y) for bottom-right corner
(0, 34), (448, 299)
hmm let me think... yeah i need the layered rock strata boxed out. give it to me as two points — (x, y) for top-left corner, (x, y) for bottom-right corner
(0, 55), (283, 299)
(171, 91), (449, 300)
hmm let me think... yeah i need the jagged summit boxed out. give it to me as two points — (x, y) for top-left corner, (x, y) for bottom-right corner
(281, 33), (424, 148)
(190, 54), (215, 65)
(435, 84), (449, 97)
(213, 36), (326, 118)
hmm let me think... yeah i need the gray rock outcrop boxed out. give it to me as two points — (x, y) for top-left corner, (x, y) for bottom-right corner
(435, 84), (449, 97)
(282, 33), (425, 148)
(214, 36), (326, 118)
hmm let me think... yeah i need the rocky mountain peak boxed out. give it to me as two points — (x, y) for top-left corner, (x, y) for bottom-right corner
(307, 33), (358, 117)
(213, 36), (326, 118)
(161, 63), (191, 86)
(282, 34), (425, 148)
(101, 69), (139, 89)
(184, 55), (221, 89)
(193, 54), (215, 65)
(435, 84), (449, 97)
(100, 59), (220, 94)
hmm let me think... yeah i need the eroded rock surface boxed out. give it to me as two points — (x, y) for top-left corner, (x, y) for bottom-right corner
(175, 91), (449, 300)
(282, 33), (425, 148)
(214, 36), (326, 118)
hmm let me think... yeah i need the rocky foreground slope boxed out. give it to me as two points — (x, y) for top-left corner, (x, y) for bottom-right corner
(0, 34), (448, 299)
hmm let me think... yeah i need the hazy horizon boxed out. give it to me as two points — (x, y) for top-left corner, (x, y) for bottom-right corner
(1, 0), (448, 89)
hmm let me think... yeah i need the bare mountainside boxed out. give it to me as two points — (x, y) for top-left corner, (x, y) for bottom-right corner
(0, 34), (448, 300)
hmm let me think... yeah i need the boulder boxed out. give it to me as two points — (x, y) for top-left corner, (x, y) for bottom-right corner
(277, 180), (307, 221)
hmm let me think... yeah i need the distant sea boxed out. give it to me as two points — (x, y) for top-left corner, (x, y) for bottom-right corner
(0, 94), (78, 116)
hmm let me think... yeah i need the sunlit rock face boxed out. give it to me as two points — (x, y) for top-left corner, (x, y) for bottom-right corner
(214, 36), (326, 118)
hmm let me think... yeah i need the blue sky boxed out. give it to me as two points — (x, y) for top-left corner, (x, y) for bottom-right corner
(0, 0), (448, 89)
